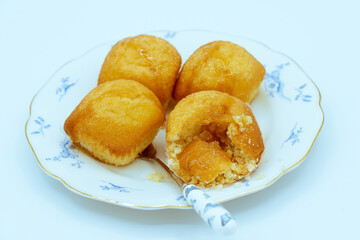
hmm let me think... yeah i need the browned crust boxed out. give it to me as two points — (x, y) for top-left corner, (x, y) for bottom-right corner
(98, 34), (182, 107)
(64, 79), (165, 165)
(172, 41), (265, 103)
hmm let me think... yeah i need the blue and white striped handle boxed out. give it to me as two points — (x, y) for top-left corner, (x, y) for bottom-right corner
(183, 184), (237, 235)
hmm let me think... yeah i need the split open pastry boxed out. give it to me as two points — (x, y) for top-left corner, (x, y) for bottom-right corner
(166, 90), (264, 188)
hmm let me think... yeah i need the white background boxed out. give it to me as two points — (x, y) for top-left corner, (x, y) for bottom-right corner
(1, 0), (359, 239)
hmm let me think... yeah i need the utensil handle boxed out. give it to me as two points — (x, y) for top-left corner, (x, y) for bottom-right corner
(183, 184), (237, 235)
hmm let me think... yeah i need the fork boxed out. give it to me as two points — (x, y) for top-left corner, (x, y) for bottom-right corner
(139, 155), (237, 235)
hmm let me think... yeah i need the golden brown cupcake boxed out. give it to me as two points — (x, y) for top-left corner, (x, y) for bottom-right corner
(173, 41), (265, 103)
(98, 34), (182, 108)
(64, 79), (165, 166)
(166, 91), (264, 188)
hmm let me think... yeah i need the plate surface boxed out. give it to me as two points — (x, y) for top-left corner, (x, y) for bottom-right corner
(26, 30), (324, 209)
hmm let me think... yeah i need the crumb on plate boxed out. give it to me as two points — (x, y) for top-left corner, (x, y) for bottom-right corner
(146, 171), (163, 182)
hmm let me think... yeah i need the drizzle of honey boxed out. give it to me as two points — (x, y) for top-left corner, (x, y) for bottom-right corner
(177, 139), (231, 182)
(140, 143), (157, 158)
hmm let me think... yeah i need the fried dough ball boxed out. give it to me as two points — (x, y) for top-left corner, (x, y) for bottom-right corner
(64, 79), (165, 166)
(98, 34), (182, 108)
(173, 41), (265, 103)
(166, 91), (264, 188)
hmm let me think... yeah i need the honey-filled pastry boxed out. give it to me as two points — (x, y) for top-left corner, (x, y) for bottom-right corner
(173, 41), (265, 103)
(64, 79), (165, 166)
(98, 34), (182, 108)
(166, 91), (264, 188)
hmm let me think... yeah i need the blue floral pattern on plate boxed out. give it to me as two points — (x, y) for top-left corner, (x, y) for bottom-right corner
(294, 84), (312, 102)
(56, 77), (76, 101)
(264, 63), (313, 103)
(242, 179), (250, 187)
(31, 116), (50, 135)
(164, 31), (176, 39)
(45, 138), (84, 168)
(176, 195), (187, 202)
(282, 123), (303, 147)
(100, 181), (133, 193)
(264, 63), (291, 101)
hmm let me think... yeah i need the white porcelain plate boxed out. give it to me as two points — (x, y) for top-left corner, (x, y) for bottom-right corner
(26, 30), (324, 209)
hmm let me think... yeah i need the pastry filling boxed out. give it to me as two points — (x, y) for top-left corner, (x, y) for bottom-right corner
(170, 115), (257, 188)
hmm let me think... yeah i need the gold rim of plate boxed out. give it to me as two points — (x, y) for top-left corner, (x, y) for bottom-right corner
(25, 29), (325, 209)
